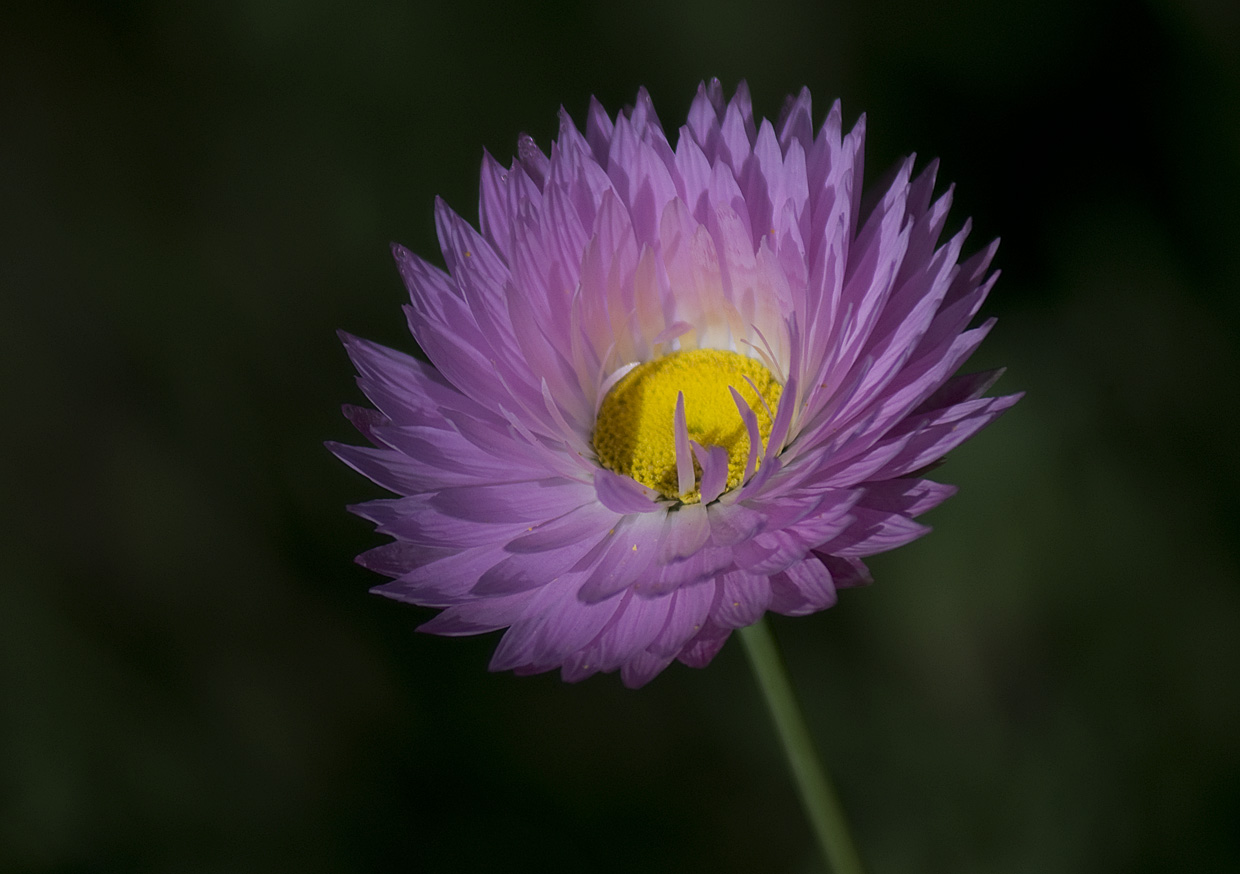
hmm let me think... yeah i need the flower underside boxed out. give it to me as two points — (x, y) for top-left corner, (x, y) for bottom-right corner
(592, 348), (782, 503)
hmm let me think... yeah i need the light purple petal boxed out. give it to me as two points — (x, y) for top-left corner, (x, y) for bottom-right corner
(647, 544), (735, 592)
(817, 507), (932, 558)
(816, 553), (873, 589)
(576, 512), (665, 602)
(673, 392), (695, 498)
(620, 651), (678, 689)
(706, 501), (766, 547)
(478, 150), (513, 260)
(594, 468), (664, 514)
(587, 590), (675, 672)
(712, 570), (772, 629)
(858, 477), (958, 517)
(768, 556), (837, 615)
(646, 581), (718, 658)
(657, 502), (711, 564)
(503, 501), (619, 553)
(692, 441), (730, 505)
(371, 544), (512, 607)
(867, 391), (1023, 480)
(430, 479), (594, 523)
(489, 581), (623, 673)
(776, 86), (814, 153)
(676, 621), (732, 669)
(419, 594), (532, 636)
(473, 534), (603, 596)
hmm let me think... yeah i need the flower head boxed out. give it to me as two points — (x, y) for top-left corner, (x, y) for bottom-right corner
(330, 81), (1020, 687)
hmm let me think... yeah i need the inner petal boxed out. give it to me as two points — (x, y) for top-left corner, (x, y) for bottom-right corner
(592, 349), (782, 503)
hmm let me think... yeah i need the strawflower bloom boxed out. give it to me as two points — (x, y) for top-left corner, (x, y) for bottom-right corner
(331, 81), (1020, 688)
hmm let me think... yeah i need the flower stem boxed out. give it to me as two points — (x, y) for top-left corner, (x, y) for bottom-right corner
(738, 617), (865, 874)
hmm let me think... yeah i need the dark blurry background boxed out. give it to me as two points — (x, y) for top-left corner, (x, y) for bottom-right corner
(3, 1), (1239, 872)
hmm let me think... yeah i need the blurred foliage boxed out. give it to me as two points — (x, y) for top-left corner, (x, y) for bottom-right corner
(2, 0), (1238, 871)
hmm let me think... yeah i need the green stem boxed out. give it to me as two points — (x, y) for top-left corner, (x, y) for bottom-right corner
(738, 617), (865, 874)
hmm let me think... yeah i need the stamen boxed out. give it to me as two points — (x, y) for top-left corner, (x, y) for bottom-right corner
(592, 348), (783, 503)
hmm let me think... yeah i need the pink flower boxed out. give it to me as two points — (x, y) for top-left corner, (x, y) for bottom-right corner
(330, 81), (1020, 687)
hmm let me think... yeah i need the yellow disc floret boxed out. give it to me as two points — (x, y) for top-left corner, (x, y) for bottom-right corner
(592, 349), (783, 503)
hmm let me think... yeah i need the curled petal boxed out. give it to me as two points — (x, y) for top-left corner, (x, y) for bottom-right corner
(594, 468), (664, 514)
(692, 441), (730, 505)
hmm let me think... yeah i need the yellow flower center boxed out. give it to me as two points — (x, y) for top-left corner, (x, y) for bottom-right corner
(592, 349), (783, 503)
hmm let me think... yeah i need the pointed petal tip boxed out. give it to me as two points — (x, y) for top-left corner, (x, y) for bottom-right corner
(370, 584), (409, 603)
(480, 148), (504, 170)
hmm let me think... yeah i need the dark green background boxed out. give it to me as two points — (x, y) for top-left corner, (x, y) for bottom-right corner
(4, 1), (1239, 871)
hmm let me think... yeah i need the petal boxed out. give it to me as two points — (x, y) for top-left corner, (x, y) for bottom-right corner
(867, 391), (1023, 480)
(430, 479), (595, 523)
(419, 594), (532, 636)
(676, 620), (732, 669)
(769, 556), (838, 615)
(815, 553), (873, 589)
(647, 544), (735, 593)
(646, 581), (718, 658)
(576, 512), (666, 602)
(657, 502), (711, 564)
(776, 86), (814, 153)
(673, 392), (695, 499)
(585, 94), (615, 164)
(338, 331), (478, 425)
(717, 80), (756, 172)
(693, 441), (730, 505)
(594, 468), (665, 514)
(858, 477), (957, 517)
(371, 544), (513, 607)
(817, 507), (932, 558)
(686, 79), (724, 159)
(328, 442), (431, 496)
(478, 150), (513, 260)
(503, 501), (621, 553)
(712, 570), (772, 629)
(707, 501), (766, 547)
(620, 651), (678, 688)
(729, 385), (763, 484)
(489, 581), (624, 673)
(586, 590), (675, 672)
(473, 532), (604, 595)
(354, 498), (529, 548)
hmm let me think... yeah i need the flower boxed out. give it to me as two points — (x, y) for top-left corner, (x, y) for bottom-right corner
(330, 80), (1021, 688)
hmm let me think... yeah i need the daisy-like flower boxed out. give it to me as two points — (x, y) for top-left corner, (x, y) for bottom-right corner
(331, 81), (1020, 688)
